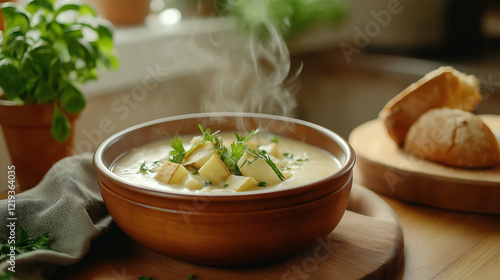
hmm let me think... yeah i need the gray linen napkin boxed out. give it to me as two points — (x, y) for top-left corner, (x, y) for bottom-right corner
(0, 153), (112, 280)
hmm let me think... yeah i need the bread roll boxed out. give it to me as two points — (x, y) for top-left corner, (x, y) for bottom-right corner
(404, 108), (500, 168)
(379, 66), (482, 146)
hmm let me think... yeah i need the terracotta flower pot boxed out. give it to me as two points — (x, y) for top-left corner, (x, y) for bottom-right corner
(0, 7), (3, 31)
(86, 0), (151, 26)
(0, 100), (79, 191)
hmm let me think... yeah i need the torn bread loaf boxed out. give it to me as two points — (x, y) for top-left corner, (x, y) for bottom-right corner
(404, 108), (500, 168)
(379, 66), (482, 146)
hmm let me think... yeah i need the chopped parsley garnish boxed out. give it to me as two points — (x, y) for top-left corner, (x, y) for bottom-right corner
(139, 161), (161, 173)
(215, 129), (259, 172)
(270, 135), (280, 143)
(223, 184), (229, 188)
(170, 125), (219, 164)
(169, 136), (186, 163)
(258, 182), (267, 187)
(283, 153), (293, 159)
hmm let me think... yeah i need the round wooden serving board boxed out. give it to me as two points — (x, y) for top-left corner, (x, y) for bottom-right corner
(55, 184), (404, 280)
(349, 115), (500, 215)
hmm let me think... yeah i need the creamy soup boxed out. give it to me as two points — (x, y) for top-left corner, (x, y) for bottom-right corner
(112, 131), (341, 194)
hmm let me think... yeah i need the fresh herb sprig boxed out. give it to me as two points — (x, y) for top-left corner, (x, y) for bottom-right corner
(215, 129), (258, 173)
(0, 0), (118, 142)
(169, 137), (186, 164)
(0, 271), (17, 280)
(167, 125), (284, 182)
(246, 149), (285, 181)
(0, 226), (52, 262)
(170, 125), (219, 164)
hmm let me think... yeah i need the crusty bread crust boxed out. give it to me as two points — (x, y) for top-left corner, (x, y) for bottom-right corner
(379, 66), (482, 146)
(404, 108), (500, 168)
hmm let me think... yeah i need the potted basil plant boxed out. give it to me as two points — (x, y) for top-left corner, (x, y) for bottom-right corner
(0, 0), (118, 190)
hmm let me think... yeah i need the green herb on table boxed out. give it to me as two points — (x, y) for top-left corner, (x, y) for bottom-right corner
(0, 271), (17, 280)
(0, 226), (52, 262)
(138, 277), (152, 280)
(185, 275), (195, 280)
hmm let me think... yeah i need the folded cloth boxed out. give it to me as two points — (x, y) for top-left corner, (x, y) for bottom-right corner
(0, 153), (112, 280)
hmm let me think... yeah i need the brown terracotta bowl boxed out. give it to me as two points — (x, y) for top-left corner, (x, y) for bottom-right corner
(93, 112), (355, 266)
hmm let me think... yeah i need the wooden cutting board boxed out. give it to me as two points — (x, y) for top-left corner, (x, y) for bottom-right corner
(349, 115), (500, 215)
(54, 184), (404, 280)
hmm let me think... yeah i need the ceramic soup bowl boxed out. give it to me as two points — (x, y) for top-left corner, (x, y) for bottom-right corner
(93, 112), (355, 265)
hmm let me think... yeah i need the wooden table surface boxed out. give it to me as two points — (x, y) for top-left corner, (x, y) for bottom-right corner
(49, 191), (500, 279)
(381, 195), (500, 280)
(3, 188), (500, 279)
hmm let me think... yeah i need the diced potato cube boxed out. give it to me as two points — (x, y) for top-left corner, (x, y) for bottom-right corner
(198, 154), (230, 185)
(190, 136), (203, 145)
(183, 141), (216, 169)
(184, 136), (209, 159)
(259, 143), (280, 158)
(224, 175), (258, 191)
(183, 174), (204, 190)
(282, 170), (293, 180)
(154, 161), (188, 184)
(237, 152), (282, 185)
(274, 158), (288, 169)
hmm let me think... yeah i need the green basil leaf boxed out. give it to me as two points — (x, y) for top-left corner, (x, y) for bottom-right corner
(55, 3), (96, 18)
(34, 81), (54, 104)
(29, 42), (57, 71)
(60, 85), (85, 114)
(51, 105), (71, 143)
(54, 3), (80, 17)
(45, 21), (64, 42)
(9, 35), (28, 59)
(78, 68), (98, 83)
(79, 4), (97, 17)
(1, 4), (31, 36)
(63, 25), (83, 39)
(26, 0), (54, 15)
(0, 58), (21, 100)
(67, 38), (96, 70)
(96, 23), (114, 52)
(1, 3), (31, 34)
